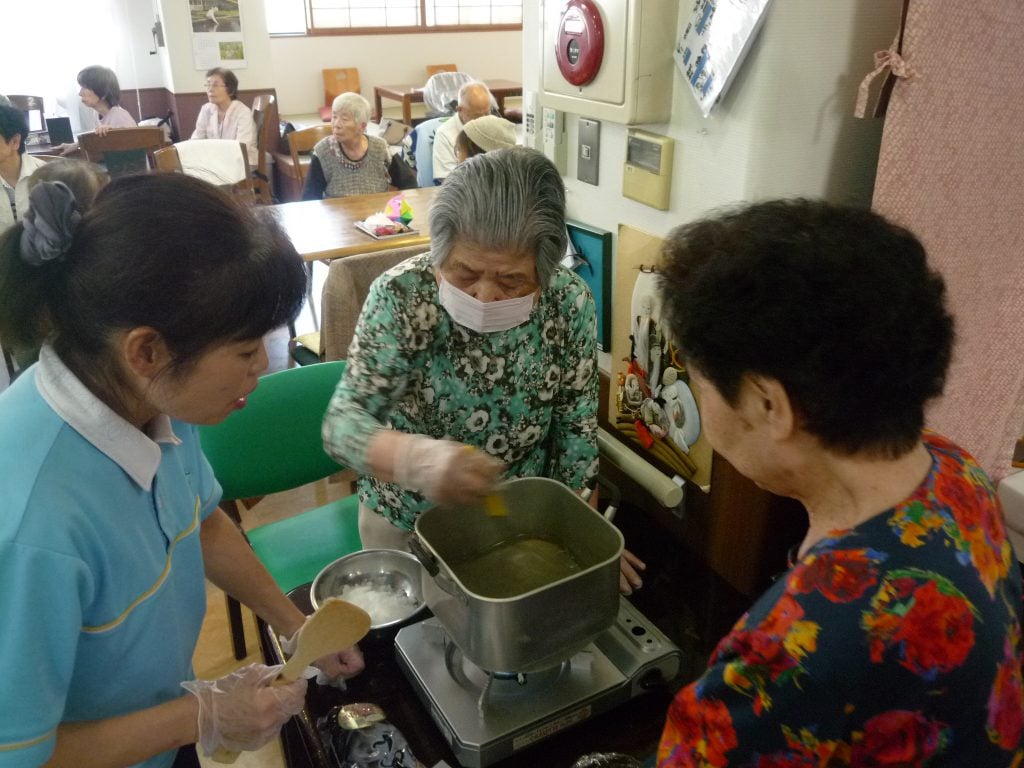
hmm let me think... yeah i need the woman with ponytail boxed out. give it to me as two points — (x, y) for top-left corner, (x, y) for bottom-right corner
(0, 174), (364, 768)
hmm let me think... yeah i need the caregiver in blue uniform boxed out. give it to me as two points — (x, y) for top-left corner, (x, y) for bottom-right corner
(0, 174), (364, 768)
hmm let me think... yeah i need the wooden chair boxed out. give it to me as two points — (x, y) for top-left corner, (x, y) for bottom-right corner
(323, 68), (361, 107)
(426, 63), (457, 78)
(153, 146), (179, 173)
(287, 124), (333, 187)
(322, 245), (430, 360)
(320, 68), (361, 121)
(154, 140), (255, 203)
(78, 127), (166, 177)
(251, 93), (279, 203)
(8, 95), (45, 133)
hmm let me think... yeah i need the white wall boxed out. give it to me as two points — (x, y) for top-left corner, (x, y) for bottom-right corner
(525, 0), (901, 237)
(155, 0), (278, 93)
(268, 31), (523, 115)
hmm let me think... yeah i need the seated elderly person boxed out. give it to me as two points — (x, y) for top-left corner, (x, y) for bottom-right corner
(192, 67), (258, 167)
(455, 114), (518, 163)
(322, 147), (645, 594)
(432, 81), (493, 183)
(302, 92), (391, 200)
(655, 199), (1022, 766)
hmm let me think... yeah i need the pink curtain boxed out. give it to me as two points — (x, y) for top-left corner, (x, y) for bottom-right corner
(870, 0), (1024, 482)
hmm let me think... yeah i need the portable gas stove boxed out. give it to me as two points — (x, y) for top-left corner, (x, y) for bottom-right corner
(395, 596), (681, 767)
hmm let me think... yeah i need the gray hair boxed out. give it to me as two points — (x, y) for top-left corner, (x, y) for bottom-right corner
(331, 92), (370, 124)
(429, 147), (566, 287)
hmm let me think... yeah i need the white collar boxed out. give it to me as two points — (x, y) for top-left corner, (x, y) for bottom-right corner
(35, 345), (181, 491)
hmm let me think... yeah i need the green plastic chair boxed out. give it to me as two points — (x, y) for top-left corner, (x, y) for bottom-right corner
(199, 360), (361, 659)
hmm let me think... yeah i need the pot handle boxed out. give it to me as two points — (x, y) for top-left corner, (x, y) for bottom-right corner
(408, 535), (468, 604)
(408, 535), (439, 577)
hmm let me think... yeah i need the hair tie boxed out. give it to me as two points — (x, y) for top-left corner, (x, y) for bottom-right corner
(20, 181), (81, 267)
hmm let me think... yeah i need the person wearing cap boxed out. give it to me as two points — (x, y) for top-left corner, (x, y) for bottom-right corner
(432, 82), (493, 183)
(455, 115), (518, 163)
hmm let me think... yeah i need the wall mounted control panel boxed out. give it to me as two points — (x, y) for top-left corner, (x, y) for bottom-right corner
(622, 129), (674, 210)
(542, 107), (568, 174)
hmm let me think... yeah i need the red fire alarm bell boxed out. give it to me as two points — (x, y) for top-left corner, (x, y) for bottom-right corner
(555, 0), (605, 86)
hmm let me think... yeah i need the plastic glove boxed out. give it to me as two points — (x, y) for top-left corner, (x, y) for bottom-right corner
(279, 626), (366, 688)
(181, 663), (307, 756)
(392, 435), (504, 505)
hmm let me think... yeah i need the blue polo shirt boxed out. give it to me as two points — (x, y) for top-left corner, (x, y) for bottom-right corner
(0, 346), (221, 768)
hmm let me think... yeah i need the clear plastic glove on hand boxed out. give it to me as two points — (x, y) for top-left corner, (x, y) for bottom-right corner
(619, 549), (646, 595)
(393, 435), (504, 505)
(280, 625), (366, 688)
(181, 663), (307, 755)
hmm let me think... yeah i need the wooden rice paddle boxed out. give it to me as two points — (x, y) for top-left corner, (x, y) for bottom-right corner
(212, 598), (372, 763)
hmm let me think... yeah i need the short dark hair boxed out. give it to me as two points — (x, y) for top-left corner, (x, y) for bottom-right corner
(78, 65), (122, 107)
(206, 67), (239, 100)
(0, 105), (29, 155)
(0, 173), (307, 402)
(658, 198), (954, 458)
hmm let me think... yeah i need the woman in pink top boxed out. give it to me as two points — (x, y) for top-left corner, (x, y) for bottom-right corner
(59, 65), (137, 154)
(192, 68), (258, 167)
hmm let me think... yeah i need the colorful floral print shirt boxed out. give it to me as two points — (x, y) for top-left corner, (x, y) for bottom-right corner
(322, 252), (599, 530)
(658, 432), (1023, 767)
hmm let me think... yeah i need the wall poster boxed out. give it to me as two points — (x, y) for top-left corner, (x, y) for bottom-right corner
(190, 0), (247, 70)
(609, 225), (713, 492)
(675, 0), (772, 117)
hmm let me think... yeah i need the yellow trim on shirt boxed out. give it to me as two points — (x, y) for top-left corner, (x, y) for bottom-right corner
(0, 728), (54, 751)
(82, 497), (201, 634)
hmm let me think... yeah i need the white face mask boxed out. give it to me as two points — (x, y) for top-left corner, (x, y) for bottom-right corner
(438, 277), (536, 333)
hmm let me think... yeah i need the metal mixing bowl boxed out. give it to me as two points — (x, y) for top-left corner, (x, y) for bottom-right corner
(311, 549), (426, 630)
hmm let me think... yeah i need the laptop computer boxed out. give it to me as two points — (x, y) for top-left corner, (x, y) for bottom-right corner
(45, 116), (74, 145)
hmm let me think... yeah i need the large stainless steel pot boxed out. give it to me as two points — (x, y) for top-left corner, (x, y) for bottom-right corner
(409, 477), (623, 673)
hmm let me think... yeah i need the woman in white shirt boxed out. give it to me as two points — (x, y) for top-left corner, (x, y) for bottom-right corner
(192, 68), (258, 167)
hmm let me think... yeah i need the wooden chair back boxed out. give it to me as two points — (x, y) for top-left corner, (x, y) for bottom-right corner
(322, 245), (430, 361)
(77, 127), (166, 177)
(156, 140), (255, 203)
(8, 95), (45, 133)
(251, 93), (279, 203)
(153, 146), (180, 173)
(287, 124), (333, 187)
(426, 64), (457, 78)
(323, 68), (361, 107)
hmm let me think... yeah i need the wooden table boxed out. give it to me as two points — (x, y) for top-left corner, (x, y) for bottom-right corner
(271, 187), (437, 262)
(373, 79), (523, 125)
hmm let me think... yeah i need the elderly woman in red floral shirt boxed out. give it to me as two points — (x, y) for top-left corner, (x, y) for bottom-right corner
(654, 199), (1022, 767)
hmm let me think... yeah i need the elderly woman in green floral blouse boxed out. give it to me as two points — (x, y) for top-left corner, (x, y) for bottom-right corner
(322, 147), (644, 593)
